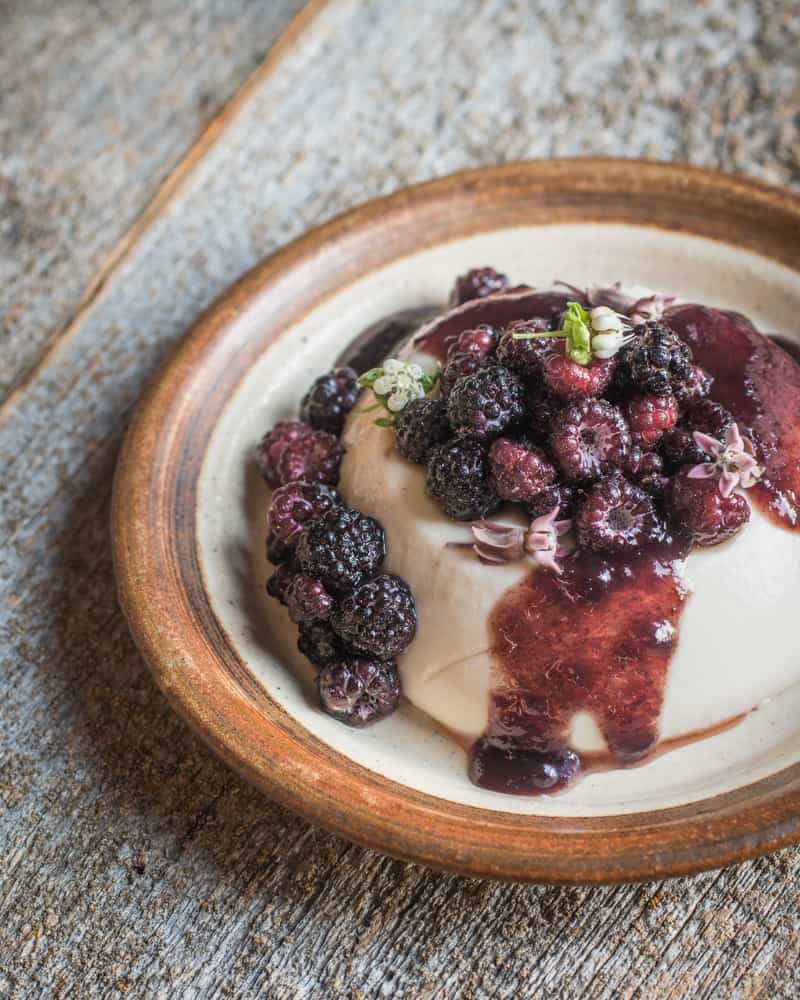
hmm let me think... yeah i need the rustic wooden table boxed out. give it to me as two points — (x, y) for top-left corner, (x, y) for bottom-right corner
(2, 1), (799, 996)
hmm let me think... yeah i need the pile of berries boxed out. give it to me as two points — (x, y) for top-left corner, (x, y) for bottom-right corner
(398, 288), (757, 553)
(258, 369), (416, 727)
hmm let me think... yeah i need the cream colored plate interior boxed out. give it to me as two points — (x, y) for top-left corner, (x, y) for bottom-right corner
(198, 223), (800, 817)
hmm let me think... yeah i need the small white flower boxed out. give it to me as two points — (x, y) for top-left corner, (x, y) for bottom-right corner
(591, 331), (625, 359)
(356, 357), (438, 422)
(589, 306), (624, 334)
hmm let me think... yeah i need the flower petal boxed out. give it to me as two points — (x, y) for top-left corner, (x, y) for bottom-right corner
(719, 470), (738, 498)
(687, 463), (717, 479)
(692, 431), (723, 457)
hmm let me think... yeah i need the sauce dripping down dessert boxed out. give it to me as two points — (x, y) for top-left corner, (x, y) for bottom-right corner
(257, 267), (800, 796)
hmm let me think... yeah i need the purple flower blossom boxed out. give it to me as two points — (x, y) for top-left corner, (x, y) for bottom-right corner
(470, 507), (573, 574)
(688, 423), (764, 498)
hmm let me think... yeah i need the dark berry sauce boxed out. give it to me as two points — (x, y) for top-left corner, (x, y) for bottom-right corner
(414, 290), (573, 362)
(471, 536), (690, 794)
(666, 305), (800, 531)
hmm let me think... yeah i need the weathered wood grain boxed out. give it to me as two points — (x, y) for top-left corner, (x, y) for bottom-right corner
(1, 0), (799, 997)
(0, 0), (307, 401)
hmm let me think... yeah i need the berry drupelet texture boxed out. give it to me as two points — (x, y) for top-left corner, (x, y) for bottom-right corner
(298, 621), (348, 668)
(673, 364), (713, 408)
(446, 325), (499, 361)
(300, 366), (360, 435)
(618, 322), (692, 397)
(489, 437), (556, 502)
(446, 365), (526, 442)
(659, 426), (708, 471)
(285, 574), (334, 625)
(549, 399), (631, 482)
(669, 467), (750, 546)
(577, 475), (664, 553)
(296, 506), (385, 594)
(317, 656), (401, 727)
(331, 574), (417, 659)
(683, 399), (735, 440)
(268, 481), (340, 544)
(543, 343), (616, 401)
(426, 438), (501, 521)
(439, 351), (490, 399)
(257, 420), (343, 488)
(265, 559), (298, 605)
(496, 319), (552, 378)
(266, 531), (293, 565)
(451, 267), (511, 305)
(395, 398), (451, 464)
(525, 482), (578, 521)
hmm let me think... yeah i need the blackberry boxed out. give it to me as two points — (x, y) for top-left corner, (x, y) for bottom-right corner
(285, 575), (334, 624)
(624, 445), (664, 479)
(296, 506), (385, 594)
(525, 482), (578, 521)
(268, 481), (340, 544)
(298, 621), (347, 668)
(446, 365), (526, 442)
(674, 365), (713, 409)
(525, 383), (562, 442)
(496, 319), (553, 378)
(451, 267), (511, 305)
(670, 466), (750, 546)
(266, 531), (293, 565)
(300, 366), (360, 435)
(625, 393), (679, 438)
(395, 398), (451, 464)
(256, 420), (343, 488)
(576, 475), (664, 553)
(660, 426), (708, 472)
(549, 399), (631, 482)
(265, 560), (298, 605)
(684, 399), (734, 440)
(618, 321), (692, 397)
(317, 656), (401, 727)
(331, 574), (417, 658)
(426, 439), (501, 521)
(439, 351), (490, 399)
(446, 325), (498, 361)
(489, 437), (555, 502)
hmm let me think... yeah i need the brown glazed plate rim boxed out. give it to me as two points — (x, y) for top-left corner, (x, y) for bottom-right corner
(112, 159), (800, 883)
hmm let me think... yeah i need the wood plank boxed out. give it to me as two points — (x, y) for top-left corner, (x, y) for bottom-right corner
(0, 0), (307, 401)
(1, 0), (799, 996)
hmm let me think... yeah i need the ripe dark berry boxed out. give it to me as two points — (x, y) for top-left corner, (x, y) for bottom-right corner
(296, 507), (385, 594)
(446, 325), (498, 361)
(427, 439), (501, 521)
(660, 426), (708, 471)
(618, 322), (692, 397)
(624, 445), (664, 479)
(673, 365), (713, 408)
(298, 621), (347, 668)
(266, 560), (298, 605)
(549, 399), (631, 482)
(496, 319), (553, 378)
(639, 473), (671, 502)
(542, 342), (616, 401)
(266, 531), (293, 565)
(525, 383), (562, 442)
(331, 574), (417, 658)
(317, 656), (401, 727)
(395, 398), (451, 464)
(439, 351), (490, 399)
(268, 481), (340, 544)
(577, 475), (664, 553)
(670, 466), (750, 546)
(300, 367), (360, 435)
(285, 575), (334, 624)
(625, 394), (679, 445)
(525, 482), (577, 521)
(683, 399), (734, 440)
(489, 437), (556, 502)
(451, 267), (511, 305)
(446, 365), (526, 442)
(256, 420), (343, 488)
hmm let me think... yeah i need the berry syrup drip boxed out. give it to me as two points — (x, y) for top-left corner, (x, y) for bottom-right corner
(337, 306), (439, 374)
(666, 304), (800, 531)
(471, 536), (690, 795)
(414, 290), (574, 362)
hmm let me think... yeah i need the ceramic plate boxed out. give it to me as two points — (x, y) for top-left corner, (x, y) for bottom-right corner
(113, 160), (800, 882)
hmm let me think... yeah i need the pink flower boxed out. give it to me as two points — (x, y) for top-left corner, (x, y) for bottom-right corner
(524, 506), (574, 574)
(470, 507), (573, 574)
(688, 423), (764, 498)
